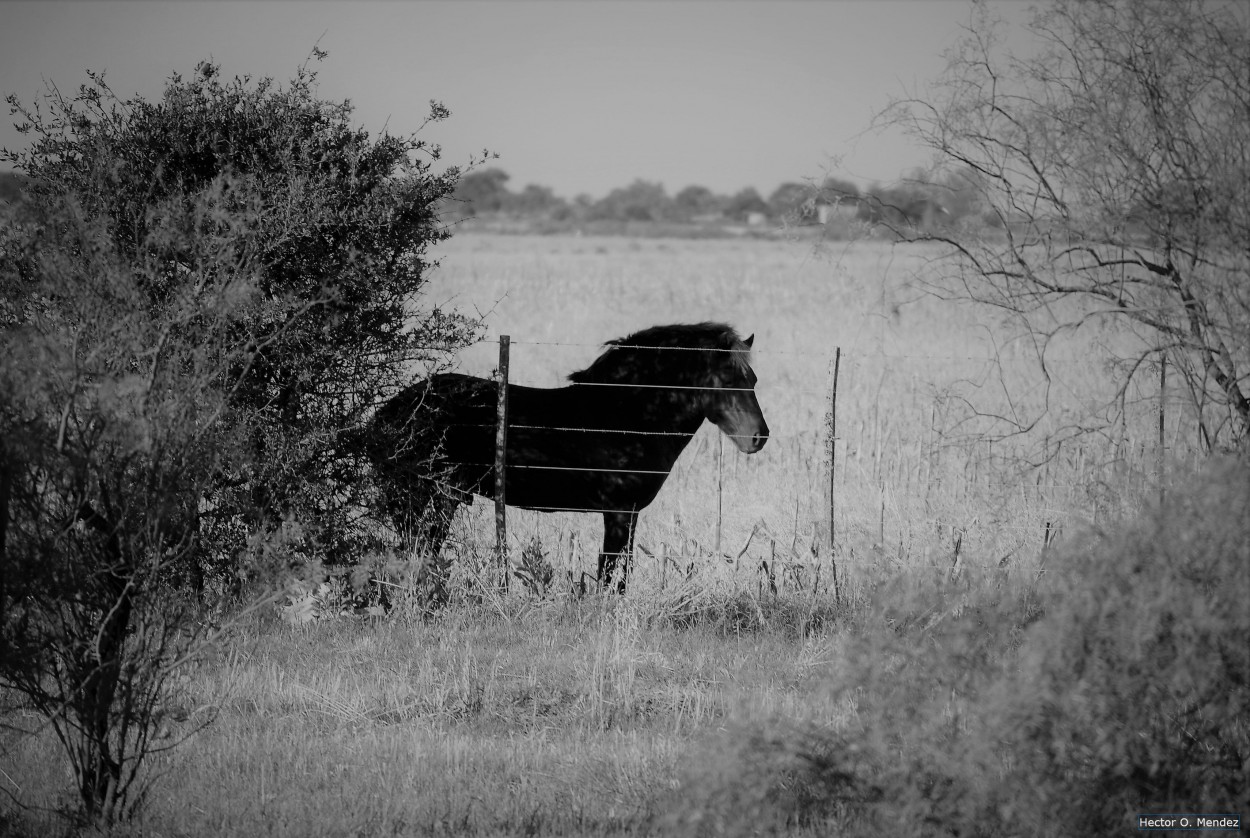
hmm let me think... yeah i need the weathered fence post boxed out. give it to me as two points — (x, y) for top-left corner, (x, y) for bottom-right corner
(495, 335), (510, 586)
(828, 347), (842, 604)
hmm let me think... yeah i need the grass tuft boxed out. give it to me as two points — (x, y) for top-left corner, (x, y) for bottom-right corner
(667, 457), (1250, 836)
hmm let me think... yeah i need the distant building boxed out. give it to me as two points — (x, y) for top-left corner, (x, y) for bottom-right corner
(816, 201), (857, 225)
(857, 194), (949, 232)
(902, 198), (949, 231)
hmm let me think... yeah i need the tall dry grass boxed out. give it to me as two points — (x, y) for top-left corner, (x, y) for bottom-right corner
(2, 232), (1224, 836)
(2, 592), (853, 837)
(666, 457), (1249, 837)
(419, 233), (1196, 592)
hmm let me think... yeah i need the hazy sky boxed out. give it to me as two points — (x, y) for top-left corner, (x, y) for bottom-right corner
(0, 0), (1034, 199)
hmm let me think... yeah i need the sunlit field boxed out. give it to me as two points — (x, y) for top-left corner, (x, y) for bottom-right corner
(4, 232), (1219, 838)
(417, 231), (1189, 595)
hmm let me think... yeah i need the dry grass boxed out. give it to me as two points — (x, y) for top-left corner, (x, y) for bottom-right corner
(668, 458), (1250, 838)
(420, 233), (1194, 590)
(2, 595), (855, 837)
(2, 232), (1216, 836)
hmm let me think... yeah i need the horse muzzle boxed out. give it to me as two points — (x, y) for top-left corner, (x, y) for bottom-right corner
(724, 420), (768, 453)
(737, 427), (768, 453)
(716, 396), (769, 454)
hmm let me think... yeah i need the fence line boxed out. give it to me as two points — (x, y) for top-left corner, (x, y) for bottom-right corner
(445, 421), (693, 435)
(508, 338), (807, 356)
(481, 333), (832, 573)
(440, 425), (757, 441)
(494, 463), (678, 476)
(455, 496), (1097, 530)
(510, 423), (690, 438)
(438, 333), (1179, 583)
(554, 381), (759, 392)
(849, 352), (1118, 366)
(510, 505), (646, 517)
(479, 335), (1137, 366)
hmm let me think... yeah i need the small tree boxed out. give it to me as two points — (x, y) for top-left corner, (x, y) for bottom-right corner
(816, 176), (860, 204)
(674, 184), (725, 221)
(1, 54), (476, 822)
(885, 0), (1250, 451)
(510, 183), (568, 220)
(6, 57), (478, 578)
(726, 187), (769, 222)
(768, 181), (815, 223)
(1, 180), (267, 823)
(591, 179), (674, 222)
(451, 166), (512, 216)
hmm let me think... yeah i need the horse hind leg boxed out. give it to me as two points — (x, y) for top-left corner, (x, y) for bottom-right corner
(599, 510), (638, 594)
(421, 489), (464, 603)
(393, 487), (460, 604)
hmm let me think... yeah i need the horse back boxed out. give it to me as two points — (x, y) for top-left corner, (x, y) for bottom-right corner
(375, 372), (699, 513)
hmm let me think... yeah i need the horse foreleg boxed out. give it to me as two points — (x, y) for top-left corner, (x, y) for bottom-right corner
(599, 510), (638, 594)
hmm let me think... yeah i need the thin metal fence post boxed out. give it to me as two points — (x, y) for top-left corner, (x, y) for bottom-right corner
(1158, 351), (1166, 506)
(829, 347), (842, 604)
(495, 335), (510, 586)
(715, 431), (723, 555)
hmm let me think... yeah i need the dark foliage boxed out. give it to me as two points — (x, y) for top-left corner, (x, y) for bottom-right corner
(4, 57), (477, 577)
(669, 458), (1249, 837)
(0, 53), (476, 822)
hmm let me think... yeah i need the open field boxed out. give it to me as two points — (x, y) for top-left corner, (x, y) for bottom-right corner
(417, 232), (1192, 593)
(3, 596), (859, 837)
(4, 232), (1225, 837)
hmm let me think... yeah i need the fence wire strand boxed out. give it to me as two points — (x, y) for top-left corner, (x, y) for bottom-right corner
(409, 334), (1162, 573)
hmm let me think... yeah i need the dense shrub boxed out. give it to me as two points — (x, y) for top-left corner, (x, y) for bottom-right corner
(0, 54), (476, 823)
(5, 57), (478, 578)
(1000, 457), (1249, 833)
(669, 458), (1249, 836)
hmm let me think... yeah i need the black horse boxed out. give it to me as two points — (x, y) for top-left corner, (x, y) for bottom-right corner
(367, 322), (769, 592)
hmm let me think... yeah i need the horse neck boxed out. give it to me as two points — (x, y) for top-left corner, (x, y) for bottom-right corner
(569, 379), (709, 436)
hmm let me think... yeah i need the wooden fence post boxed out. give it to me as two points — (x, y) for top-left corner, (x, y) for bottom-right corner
(495, 335), (510, 585)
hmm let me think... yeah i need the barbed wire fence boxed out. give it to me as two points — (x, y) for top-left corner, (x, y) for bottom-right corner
(447, 333), (1190, 600)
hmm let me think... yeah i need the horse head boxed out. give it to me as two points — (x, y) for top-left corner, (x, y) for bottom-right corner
(705, 332), (769, 454)
(569, 322), (770, 454)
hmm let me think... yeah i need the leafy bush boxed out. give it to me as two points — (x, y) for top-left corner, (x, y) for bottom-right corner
(4, 56), (477, 580)
(1000, 457), (1249, 833)
(668, 458), (1249, 836)
(1, 158), (272, 824)
(0, 53), (476, 823)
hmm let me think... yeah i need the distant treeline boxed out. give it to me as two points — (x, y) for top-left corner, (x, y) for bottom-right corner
(1, 168), (994, 237)
(441, 167), (997, 236)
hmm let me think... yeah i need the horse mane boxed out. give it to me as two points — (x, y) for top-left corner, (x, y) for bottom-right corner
(568, 322), (751, 385)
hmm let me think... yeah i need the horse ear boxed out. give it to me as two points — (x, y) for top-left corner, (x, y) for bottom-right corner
(744, 334), (754, 348)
